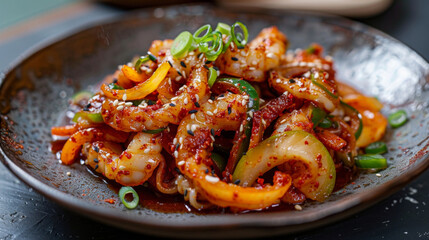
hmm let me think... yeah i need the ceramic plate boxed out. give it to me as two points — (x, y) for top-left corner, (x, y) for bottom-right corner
(0, 5), (428, 239)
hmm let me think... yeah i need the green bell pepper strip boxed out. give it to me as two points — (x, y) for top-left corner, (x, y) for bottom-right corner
(365, 141), (388, 154)
(142, 128), (166, 134)
(232, 130), (336, 202)
(355, 154), (387, 170)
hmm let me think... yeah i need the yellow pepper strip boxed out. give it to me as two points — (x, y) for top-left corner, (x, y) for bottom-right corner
(186, 161), (291, 209)
(121, 65), (149, 83)
(101, 62), (171, 100)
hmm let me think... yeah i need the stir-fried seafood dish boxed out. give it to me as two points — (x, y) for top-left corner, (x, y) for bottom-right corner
(52, 22), (396, 211)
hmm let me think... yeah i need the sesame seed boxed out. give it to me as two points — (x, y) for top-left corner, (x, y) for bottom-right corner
(148, 159), (156, 164)
(344, 116), (351, 122)
(167, 61), (172, 67)
(208, 99), (213, 103)
(191, 113), (195, 119)
(122, 94), (127, 101)
(177, 70), (182, 76)
(240, 51), (246, 57)
(113, 99), (119, 106)
(376, 173), (382, 177)
(242, 99), (247, 106)
(186, 124), (191, 131)
(184, 98), (188, 105)
(169, 103), (176, 107)
(189, 109), (198, 114)
(248, 111), (254, 117)
(262, 119), (267, 126)
(180, 61), (187, 68)
(289, 79), (296, 84)
(195, 94), (199, 102)
(252, 60), (257, 65)
(178, 160), (185, 166)
(191, 124), (197, 132)
(231, 57), (239, 61)
(211, 128), (215, 136)
(205, 175), (219, 183)
(182, 71), (186, 78)
(276, 78), (281, 83)
(230, 42), (235, 49)
(175, 143), (180, 150)
(266, 53), (274, 58)
(234, 179), (241, 185)
(119, 165), (126, 170)
(168, 78), (172, 85)
(118, 101), (125, 106)
(66, 172), (71, 176)
(125, 102), (133, 106)
(227, 106), (232, 114)
(144, 149), (150, 154)
(187, 130), (194, 136)
(249, 67), (256, 70)
(213, 109), (218, 114)
(116, 105), (124, 111)
(314, 72), (320, 78)
(239, 124), (243, 132)
(175, 76), (181, 81)
(206, 111), (213, 116)
(194, 102), (200, 108)
(179, 137), (183, 144)
(303, 72), (311, 78)
(173, 138), (177, 144)
(174, 151), (178, 158)
(294, 205), (303, 211)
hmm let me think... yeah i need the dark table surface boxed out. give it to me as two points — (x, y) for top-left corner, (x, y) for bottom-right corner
(1, 1), (428, 239)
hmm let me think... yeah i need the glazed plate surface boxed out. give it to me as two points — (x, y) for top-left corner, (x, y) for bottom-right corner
(0, 5), (428, 239)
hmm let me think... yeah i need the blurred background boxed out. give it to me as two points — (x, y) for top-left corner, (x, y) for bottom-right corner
(1, 0), (428, 240)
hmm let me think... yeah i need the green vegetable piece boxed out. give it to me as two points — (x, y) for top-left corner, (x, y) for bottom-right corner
(311, 107), (326, 127)
(132, 99), (144, 106)
(134, 55), (150, 73)
(231, 22), (249, 47)
(211, 152), (226, 172)
(108, 83), (124, 90)
(119, 186), (139, 209)
(355, 154), (387, 170)
(199, 31), (223, 61)
(171, 31), (193, 59)
(208, 67), (218, 87)
(72, 112), (104, 123)
(388, 110), (408, 128)
(318, 117), (333, 128)
(233, 130), (336, 202)
(215, 22), (231, 36)
(365, 141), (388, 154)
(142, 128), (165, 134)
(310, 73), (338, 99)
(193, 24), (212, 43)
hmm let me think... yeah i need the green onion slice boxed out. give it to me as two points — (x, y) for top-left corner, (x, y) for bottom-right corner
(108, 83), (125, 90)
(119, 186), (139, 209)
(215, 22), (231, 36)
(143, 128), (166, 134)
(193, 24), (213, 43)
(171, 31), (193, 59)
(231, 22), (249, 47)
(199, 31), (223, 61)
(365, 141), (388, 154)
(355, 154), (387, 170)
(208, 67), (218, 87)
(388, 110), (407, 128)
(211, 152), (226, 172)
(311, 107), (327, 127)
(134, 56), (150, 73)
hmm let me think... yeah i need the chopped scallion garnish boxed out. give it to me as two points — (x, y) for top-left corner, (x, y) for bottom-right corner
(208, 67), (218, 87)
(388, 110), (407, 128)
(215, 22), (231, 36)
(355, 154), (387, 170)
(193, 24), (213, 43)
(171, 31), (193, 59)
(231, 22), (248, 48)
(365, 141), (388, 154)
(119, 186), (139, 209)
(143, 128), (166, 134)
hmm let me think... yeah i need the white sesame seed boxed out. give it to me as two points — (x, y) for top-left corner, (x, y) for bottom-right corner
(303, 72), (311, 78)
(118, 101), (125, 106)
(178, 160), (185, 166)
(125, 102), (133, 106)
(276, 78), (281, 83)
(344, 116), (351, 122)
(262, 119), (267, 126)
(173, 138), (177, 144)
(113, 99), (119, 106)
(206, 111), (213, 116)
(242, 99), (247, 106)
(314, 72), (320, 78)
(174, 151), (178, 158)
(189, 51), (194, 56)
(66, 172), (71, 176)
(376, 173), (382, 177)
(248, 111), (254, 117)
(116, 105), (124, 111)
(208, 99), (213, 103)
(148, 159), (156, 164)
(241, 64), (247, 68)
(230, 42), (235, 49)
(176, 76), (181, 81)
(119, 165), (126, 170)
(266, 52), (274, 58)
(182, 71), (186, 79)
(191, 124), (197, 132)
(241, 51), (246, 57)
(213, 109), (218, 114)
(239, 124), (243, 132)
(294, 205), (303, 211)
(184, 98), (188, 105)
(186, 124), (191, 131)
(179, 137), (183, 144)
(252, 60), (257, 66)
(249, 67), (256, 71)
(195, 94), (199, 102)
(191, 113), (195, 119)
(58, 160), (62, 164)
(122, 94), (127, 101)
(205, 175), (219, 183)
(168, 78), (172, 85)
(243, 95), (249, 100)
(144, 149), (150, 154)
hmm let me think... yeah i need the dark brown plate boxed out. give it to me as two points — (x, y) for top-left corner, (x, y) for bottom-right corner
(0, 5), (428, 239)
